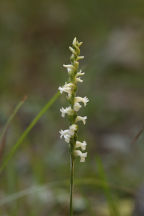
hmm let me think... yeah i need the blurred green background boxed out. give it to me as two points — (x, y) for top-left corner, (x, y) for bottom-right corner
(0, 0), (144, 215)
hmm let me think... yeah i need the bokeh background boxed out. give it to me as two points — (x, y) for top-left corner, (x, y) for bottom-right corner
(0, 0), (144, 215)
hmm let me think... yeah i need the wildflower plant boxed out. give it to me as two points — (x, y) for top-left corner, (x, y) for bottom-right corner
(59, 38), (89, 215)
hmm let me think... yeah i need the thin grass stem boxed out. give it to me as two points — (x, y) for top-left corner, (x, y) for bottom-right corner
(0, 96), (27, 144)
(0, 91), (60, 174)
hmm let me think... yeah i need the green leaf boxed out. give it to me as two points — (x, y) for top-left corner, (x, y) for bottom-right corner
(0, 91), (60, 174)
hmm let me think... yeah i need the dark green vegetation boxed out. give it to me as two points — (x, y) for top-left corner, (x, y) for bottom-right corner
(0, 0), (144, 215)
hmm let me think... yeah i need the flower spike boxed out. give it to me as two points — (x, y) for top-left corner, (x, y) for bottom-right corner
(59, 37), (89, 163)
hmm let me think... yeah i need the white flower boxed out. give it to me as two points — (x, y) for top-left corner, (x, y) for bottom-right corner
(69, 46), (76, 55)
(73, 102), (82, 112)
(63, 64), (74, 70)
(74, 150), (87, 162)
(73, 37), (83, 47)
(77, 56), (84, 60)
(59, 129), (71, 143)
(76, 70), (85, 77)
(75, 96), (89, 107)
(63, 64), (74, 74)
(76, 141), (87, 151)
(73, 37), (77, 47)
(69, 124), (78, 135)
(60, 106), (73, 117)
(76, 77), (83, 83)
(60, 124), (77, 143)
(76, 116), (87, 125)
(58, 82), (73, 98)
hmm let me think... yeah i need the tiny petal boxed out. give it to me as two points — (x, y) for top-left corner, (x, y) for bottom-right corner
(74, 150), (87, 162)
(59, 129), (71, 143)
(64, 134), (71, 143)
(59, 129), (69, 139)
(76, 116), (87, 125)
(60, 106), (73, 117)
(58, 86), (65, 94)
(73, 102), (81, 112)
(77, 56), (84, 60)
(69, 124), (78, 135)
(75, 96), (89, 107)
(69, 46), (76, 55)
(76, 70), (85, 77)
(58, 82), (73, 98)
(76, 77), (83, 83)
(60, 124), (78, 143)
(76, 141), (87, 151)
(63, 64), (74, 69)
(73, 37), (77, 47)
(63, 64), (74, 74)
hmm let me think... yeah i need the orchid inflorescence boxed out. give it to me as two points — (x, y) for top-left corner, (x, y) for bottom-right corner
(59, 37), (89, 162)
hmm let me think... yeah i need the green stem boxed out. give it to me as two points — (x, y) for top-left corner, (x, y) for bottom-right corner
(0, 92), (60, 174)
(0, 96), (27, 144)
(70, 154), (74, 216)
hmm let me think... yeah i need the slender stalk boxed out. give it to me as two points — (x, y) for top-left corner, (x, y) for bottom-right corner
(0, 96), (27, 143)
(59, 38), (88, 215)
(0, 96), (27, 161)
(0, 92), (60, 174)
(70, 155), (74, 216)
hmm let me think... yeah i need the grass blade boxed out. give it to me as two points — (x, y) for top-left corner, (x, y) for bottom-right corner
(0, 91), (60, 174)
(0, 96), (27, 143)
(96, 155), (120, 216)
(0, 96), (27, 160)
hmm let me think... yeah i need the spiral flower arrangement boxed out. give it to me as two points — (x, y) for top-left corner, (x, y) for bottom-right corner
(58, 37), (89, 215)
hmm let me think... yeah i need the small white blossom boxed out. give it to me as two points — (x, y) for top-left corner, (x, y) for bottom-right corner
(63, 64), (74, 74)
(60, 129), (69, 138)
(76, 70), (85, 77)
(77, 56), (84, 60)
(59, 129), (71, 143)
(60, 106), (73, 117)
(63, 64), (74, 70)
(75, 96), (89, 107)
(74, 150), (87, 162)
(76, 77), (83, 83)
(69, 124), (78, 135)
(69, 46), (76, 55)
(73, 102), (82, 112)
(73, 37), (77, 47)
(76, 116), (87, 125)
(60, 124), (78, 143)
(73, 38), (83, 49)
(59, 82), (73, 98)
(76, 141), (87, 151)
